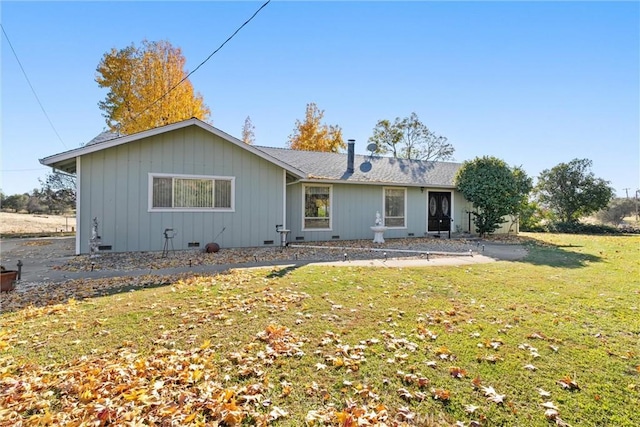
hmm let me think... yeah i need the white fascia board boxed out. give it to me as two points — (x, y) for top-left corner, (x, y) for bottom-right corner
(299, 178), (456, 189)
(40, 119), (199, 166)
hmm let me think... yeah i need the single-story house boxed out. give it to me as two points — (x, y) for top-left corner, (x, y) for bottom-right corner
(40, 118), (510, 255)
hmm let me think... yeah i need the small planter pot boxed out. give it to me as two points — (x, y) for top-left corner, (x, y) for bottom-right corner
(1, 270), (18, 292)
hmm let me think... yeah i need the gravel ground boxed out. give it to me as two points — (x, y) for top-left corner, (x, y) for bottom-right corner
(55, 237), (482, 272)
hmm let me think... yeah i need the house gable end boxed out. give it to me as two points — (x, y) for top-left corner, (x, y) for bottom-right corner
(40, 119), (306, 178)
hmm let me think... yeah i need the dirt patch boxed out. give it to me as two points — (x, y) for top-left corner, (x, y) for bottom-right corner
(0, 212), (76, 234)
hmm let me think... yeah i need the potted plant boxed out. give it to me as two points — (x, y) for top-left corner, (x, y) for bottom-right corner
(1, 266), (18, 292)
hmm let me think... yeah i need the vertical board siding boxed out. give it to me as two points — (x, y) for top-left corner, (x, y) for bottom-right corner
(77, 124), (492, 253)
(79, 126), (284, 253)
(126, 142), (141, 251)
(288, 184), (434, 242)
(454, 192), (475, 234)
(406, 187), (427, 236)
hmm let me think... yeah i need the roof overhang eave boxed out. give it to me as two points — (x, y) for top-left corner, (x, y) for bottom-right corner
(299, 178), (456, 188)
(39, 118), (307, 179)
(40, 156), (77, 174)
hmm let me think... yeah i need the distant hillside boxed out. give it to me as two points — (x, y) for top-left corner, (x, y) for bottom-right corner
(0, 212), (76, 235)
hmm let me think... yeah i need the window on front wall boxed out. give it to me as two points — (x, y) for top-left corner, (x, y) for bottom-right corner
(303, 185), (331, 229)
(384, 187), (406, 227)
(150, 174), (234, 211)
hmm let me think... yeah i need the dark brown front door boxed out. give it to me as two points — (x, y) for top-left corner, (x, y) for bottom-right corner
(428, 192), (451, 233)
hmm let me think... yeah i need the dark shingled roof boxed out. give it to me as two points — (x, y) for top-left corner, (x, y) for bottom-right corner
(81, 129), (460, 187)
(256, 146), (460, 187)
(86, 131), (119, 146)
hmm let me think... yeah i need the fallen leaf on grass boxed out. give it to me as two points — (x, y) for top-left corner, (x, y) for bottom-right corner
(414, 391), (427, 401)
(537, 388), (552, 397)
(417, 324), (438, 340)
(472, 376), (482, 389)
(481, 386), (505, 404)
(449, 366), (467, 379)
(397, 388), (413, 401)
(395, 406), (416, 422)
(417, 377), (430, 388)
(545, 408), (572, 427)
(477, 354), (503, 363)
(465, 404), (479, 414)
(268, 406), (288, 421)
(557, 375), (580, 391)
(434, 346), (454, 360)
(481, 338), (503, 350)
(527, 332), (547, 340)
(431, 388), (451, 401)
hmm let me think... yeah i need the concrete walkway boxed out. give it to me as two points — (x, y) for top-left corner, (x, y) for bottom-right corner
(1, 236), (528, 285)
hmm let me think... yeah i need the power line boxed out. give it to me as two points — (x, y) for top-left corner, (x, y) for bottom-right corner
(125, 0), (271, 129)
(1, 168), (50, 172)
(1, 24), (67, 149)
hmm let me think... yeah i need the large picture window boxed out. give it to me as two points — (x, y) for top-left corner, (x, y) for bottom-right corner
(303, 185), (331, 230)
(384, 187), (406, 228)
(149, 174), (234, 211)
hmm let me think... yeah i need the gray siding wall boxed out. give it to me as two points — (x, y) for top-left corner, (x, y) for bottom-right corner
(286, 183), (467, 242)
(78, 126), (285, 253)
(454, 192), (475, 234)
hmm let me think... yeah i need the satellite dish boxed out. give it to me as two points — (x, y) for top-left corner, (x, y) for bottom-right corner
(359, 161), (372, 173)
(366, 143), (378, 153)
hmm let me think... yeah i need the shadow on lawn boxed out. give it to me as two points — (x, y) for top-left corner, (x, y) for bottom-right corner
(517, 240), (602, 268)
(266, 265), (302, 278)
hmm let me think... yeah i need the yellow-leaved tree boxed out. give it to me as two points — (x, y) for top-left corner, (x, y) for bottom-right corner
(287, 103), (345, 152)
(241, 116), (255, 144)
(96, 40), (211, 135)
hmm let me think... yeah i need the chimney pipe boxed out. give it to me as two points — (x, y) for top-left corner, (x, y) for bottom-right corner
(347, 139), (355, 174)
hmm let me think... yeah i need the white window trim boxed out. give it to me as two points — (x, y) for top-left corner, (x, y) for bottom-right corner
(148, 173), (235, 212)
(302, 183), (333, 231)
(383, 186), (407, 229)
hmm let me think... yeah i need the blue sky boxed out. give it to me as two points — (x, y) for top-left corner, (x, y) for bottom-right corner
(2, 1), (638, 197)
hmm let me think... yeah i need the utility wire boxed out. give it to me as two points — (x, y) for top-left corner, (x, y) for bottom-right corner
(1, 24), (67, 149)
(1, 168), (50, 172)
(126, 0), (271, 128)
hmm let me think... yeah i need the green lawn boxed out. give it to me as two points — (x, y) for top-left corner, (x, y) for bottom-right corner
(1, 233), (639, 426)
